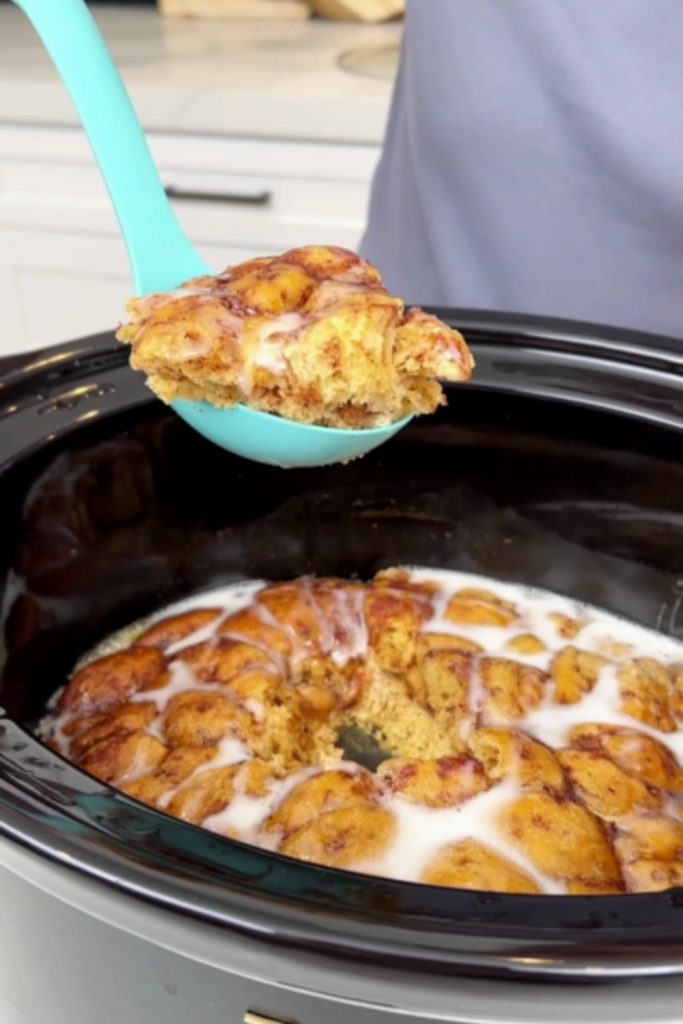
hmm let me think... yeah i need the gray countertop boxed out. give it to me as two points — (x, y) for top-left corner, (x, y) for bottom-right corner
(0, 3), (399, 143)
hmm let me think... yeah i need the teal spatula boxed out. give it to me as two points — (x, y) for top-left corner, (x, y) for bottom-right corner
(13, 0), (411, 468)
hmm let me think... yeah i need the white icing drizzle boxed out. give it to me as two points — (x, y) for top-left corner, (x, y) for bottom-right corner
(312, 279), (382, 308)
(405, 567), (683, 759)
(46, 581), (266, 755)
(408, 566), (683, 664)
(202, 763), (324, 845)
(361, 778), (563, 893)
(243, 697), (265, 722)
(48, 711), (75, 757)
(467, 657), (485, 710)
(252, 312), (303, 374)
(153, 580), (266, 620)
(251, 597), (310, 664)
(204, 785), (275, 843)
(522, 664), (683, 761)
(165, 614), (226, 657)
(130, 659), (215, 712)
(239, 311), (305, 395)
(220, 631), (284, 676)
(327, 586), (369, 666)
(47, 568), (683, 893)
(157, 734), (250, 810)
(118, 746), (159, 786)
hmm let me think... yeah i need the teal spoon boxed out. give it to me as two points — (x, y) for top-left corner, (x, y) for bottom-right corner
(13, 0), (411, 468)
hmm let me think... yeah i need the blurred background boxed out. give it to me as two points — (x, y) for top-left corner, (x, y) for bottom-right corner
(0, 0), (402, 355)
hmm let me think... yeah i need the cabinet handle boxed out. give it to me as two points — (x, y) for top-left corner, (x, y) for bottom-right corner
(164, 185), (272, 206)
(244, 1014), (292, 1024)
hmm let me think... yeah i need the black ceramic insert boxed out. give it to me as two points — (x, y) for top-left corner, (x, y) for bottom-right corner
(1, 311), (683, 980)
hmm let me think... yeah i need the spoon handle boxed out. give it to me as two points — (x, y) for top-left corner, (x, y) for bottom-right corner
(12, 0), (211, 293)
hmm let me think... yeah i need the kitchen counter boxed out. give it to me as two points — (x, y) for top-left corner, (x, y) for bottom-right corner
(0, 3), (399, 142)
(0, 3), (399, 353)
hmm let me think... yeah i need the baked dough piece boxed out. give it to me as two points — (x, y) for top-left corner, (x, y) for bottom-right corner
(44, 570), (683, 895)
(116, 245), (474, 428)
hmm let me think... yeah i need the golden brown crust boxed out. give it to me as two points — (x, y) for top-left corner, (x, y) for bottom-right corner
(136, 609), (223, 650)
(378, 755), (489, 808)
(264, 769), (377, 837)
(279, 805), (396, 868)
(420, 840), (541, 893)
(122, 746), (216, 806)
(167, 760), (273, 826)
(569, 724), (683, 792)
(479, 658), (548, 723)
(498, 792), (623, 894)
(44, 572), (683, 896)
(445, 589), (518, 628)
(162, 691), (251, 747)
(558, 749), (659, 820)
(468, 728), (566, 794)
(551, 646), (606, 705)
(505, 633), (547, 656)
(59, 647), (166, 715)
(80, 730), (167, 785)
(165, 764), (240, 824)
(69, 702), (159, 759)
(618, 658), (678, 732)
(116, 245), (474, 429)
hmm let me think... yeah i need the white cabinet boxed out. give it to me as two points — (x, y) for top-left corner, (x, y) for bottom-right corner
(0, 229), (130, 346)
(0, 125), (380, 355)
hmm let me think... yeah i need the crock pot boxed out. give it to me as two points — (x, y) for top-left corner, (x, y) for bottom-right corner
(1, 310), (682, 1024)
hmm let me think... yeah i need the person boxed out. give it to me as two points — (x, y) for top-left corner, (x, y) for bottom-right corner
(360, 0), (683, 338)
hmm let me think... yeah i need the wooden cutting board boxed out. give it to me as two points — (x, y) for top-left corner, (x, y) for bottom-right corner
(158, 0), (311, 19)
(309, 0), (404, 21)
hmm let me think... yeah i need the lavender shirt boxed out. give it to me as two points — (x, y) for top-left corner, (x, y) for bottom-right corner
(361, 0), (683, 338)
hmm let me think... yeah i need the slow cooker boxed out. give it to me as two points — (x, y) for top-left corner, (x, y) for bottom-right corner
(1, 310), (682, 1024)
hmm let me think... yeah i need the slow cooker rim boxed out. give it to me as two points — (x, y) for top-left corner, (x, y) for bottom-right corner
(1, 307), (682, 385)
(3, 712), (683, 983)
(0, 308), (680, 471)
(2, 310), (683, 980)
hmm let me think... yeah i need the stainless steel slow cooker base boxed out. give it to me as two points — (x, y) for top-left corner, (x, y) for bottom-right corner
(2, 838), (681, 1024)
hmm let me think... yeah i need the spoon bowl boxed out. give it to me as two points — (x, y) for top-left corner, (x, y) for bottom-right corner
(173, 401), (411, 468)
(13, 0), (412, 468)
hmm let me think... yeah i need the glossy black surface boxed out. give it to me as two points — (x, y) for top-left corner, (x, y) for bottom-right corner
(1, 311), (683, 980)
